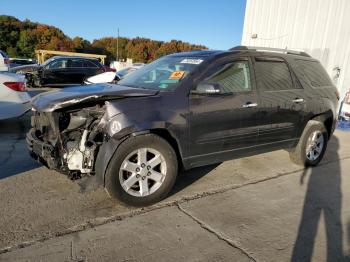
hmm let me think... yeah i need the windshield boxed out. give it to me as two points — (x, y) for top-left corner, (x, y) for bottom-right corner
(0, 50), (8, 58)
(118, 56), (204, 90)
(117, 67), (136, 78)
(42, 57), (57, 67)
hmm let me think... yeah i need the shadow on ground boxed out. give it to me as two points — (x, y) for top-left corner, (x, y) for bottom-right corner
(170, 164), (220, 196)
(0, 112), (40, 179)
(292, 137), (349, 262)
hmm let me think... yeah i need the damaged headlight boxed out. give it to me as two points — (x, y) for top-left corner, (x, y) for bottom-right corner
(66, 113), (87, 130)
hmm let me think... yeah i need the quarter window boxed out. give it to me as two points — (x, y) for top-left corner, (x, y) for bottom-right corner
(84, 60), (99, 68)
(204, 61), (252, 93)
(255, 59), (294, 91)
(296, 60), (332, 87)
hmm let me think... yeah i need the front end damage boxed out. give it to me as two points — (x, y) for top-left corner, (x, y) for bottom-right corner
(26, 84), (158, 182)
(27, 105), (106, 179)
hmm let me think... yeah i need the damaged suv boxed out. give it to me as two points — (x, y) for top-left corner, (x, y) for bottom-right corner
(27, 46), (338, 206)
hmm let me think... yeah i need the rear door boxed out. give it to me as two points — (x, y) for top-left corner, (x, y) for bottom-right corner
(66, 58), (86, 84)
(83, 59), (103, 78)
(189, 57), (259, 161)
(253, 56), (306, 145)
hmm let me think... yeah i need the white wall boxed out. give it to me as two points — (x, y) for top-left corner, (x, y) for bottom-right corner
(242, 0), (350, 99)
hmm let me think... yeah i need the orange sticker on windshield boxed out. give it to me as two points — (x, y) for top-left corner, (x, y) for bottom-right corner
(169, 71), (185, 80)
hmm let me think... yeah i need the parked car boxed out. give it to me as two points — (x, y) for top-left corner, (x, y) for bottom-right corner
(0, 50), (10, 72)
(116, 65), (144, 79)
(102, 65), (116, 72)
(14, 56), (105, 87)
(27, 46), (338, 206)
(0, 72), (31, 120)
(84, 65), (144, 84)
(339, 90), (350, 121)
(9, 58), (37, 68)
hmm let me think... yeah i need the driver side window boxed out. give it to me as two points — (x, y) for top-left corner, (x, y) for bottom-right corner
(47, 59), (68, 69)
(204, 61), (252, 93)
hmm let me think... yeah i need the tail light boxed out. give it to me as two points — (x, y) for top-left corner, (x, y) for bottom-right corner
(345, 91), (350, 104)
(3, 82), (26, 92)
(4, 58), (10, 65)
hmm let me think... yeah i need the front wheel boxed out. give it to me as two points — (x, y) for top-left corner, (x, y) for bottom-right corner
(105, 134), (178, 206)
(289, 120), (328, 167)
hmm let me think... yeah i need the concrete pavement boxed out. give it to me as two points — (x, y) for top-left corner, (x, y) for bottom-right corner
(0, 110), (350, 261)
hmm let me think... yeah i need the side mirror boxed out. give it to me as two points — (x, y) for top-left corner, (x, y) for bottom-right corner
(192, 82), (222, 95)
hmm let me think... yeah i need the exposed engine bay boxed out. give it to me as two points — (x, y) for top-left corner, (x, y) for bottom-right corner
(28, 105), (106, 179)
(27, 83), (158, 183)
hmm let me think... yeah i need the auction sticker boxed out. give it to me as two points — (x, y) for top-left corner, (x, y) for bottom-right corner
(169, 71), (186, 80)
(180, 58), (203, 64)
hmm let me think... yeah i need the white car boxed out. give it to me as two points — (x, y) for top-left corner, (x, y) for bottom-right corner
(0, 50), (10, 72)
(339, 100), (350, 121)
(338, 91), (350, 121)
(0, 72), (31, 120)
(85, 65), (143, 84)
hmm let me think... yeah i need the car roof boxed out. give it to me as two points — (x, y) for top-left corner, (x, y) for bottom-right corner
(168, 50), (226, 58)
(168, 46), (317, 61)
(50, 56), (98, 61)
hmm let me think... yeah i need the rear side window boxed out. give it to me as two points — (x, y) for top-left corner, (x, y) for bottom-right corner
(204, 61), (252, 93)
(68, 59), (84, 68)
(255, 58), (294, 91)
(296, 60), (332, 87)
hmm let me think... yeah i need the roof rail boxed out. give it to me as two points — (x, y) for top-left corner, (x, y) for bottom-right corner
(229, 45), (311, 57)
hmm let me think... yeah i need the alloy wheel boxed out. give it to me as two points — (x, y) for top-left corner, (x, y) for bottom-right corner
(119, 148), (167, 197)
(305, 130), (324, 161)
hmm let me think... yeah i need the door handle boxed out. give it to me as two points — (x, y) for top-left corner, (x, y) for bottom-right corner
(242, 102), (258, 108)
(292, 98), (304, 103)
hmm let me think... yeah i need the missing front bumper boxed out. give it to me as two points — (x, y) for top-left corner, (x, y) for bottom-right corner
(26, 129), (57, 169)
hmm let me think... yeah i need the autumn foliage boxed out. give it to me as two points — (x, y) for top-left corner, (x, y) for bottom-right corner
(0, 15), (207, 63)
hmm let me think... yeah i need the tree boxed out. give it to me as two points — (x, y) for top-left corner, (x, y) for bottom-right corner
(0, 15), (208, 62)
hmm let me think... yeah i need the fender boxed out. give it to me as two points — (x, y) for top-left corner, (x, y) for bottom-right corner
(94, 130), (150, 187)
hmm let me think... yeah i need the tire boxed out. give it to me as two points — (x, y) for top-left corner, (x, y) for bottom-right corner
(105, 134), (178, 206)
(289, 120), (328, 167)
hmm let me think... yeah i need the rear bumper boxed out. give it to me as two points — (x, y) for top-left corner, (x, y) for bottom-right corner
(0, 101), (31, 120)
(26, 128), (57, 169)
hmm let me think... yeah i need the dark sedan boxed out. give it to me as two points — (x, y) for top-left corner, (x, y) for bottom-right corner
(15, 56), (105, 87)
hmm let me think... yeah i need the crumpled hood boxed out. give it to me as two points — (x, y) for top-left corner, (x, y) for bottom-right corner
(31, 83), (158, 112)
(9, 64), (40, 73)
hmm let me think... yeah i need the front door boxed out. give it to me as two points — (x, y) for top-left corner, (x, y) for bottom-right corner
(42, 58), (69, 85)
(188, 58), (259, 166)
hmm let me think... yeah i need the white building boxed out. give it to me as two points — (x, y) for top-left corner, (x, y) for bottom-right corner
(242, 0), (350, 100)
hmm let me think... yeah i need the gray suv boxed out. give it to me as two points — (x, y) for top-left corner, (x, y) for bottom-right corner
(27, 46), (339, 206)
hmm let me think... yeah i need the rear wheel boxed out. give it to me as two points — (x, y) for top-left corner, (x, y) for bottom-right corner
(289, 120), (328, 167)
(105, 134), (178, 206)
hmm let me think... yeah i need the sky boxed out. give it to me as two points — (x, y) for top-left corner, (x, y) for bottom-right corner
(0, 0), (246, 50)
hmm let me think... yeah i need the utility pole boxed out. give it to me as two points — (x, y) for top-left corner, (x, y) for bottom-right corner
(117, 28), (119, 61)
